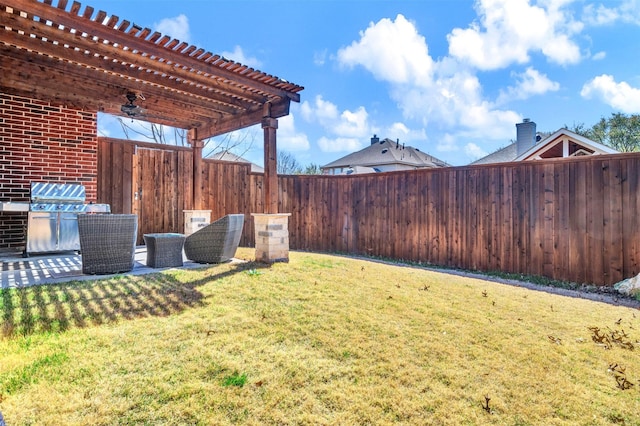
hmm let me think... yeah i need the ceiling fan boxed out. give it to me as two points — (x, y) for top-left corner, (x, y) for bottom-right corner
(120, 92), (145, 117)
(118, 91), (176, 123)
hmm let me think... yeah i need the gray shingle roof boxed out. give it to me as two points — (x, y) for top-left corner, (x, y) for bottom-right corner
(469, 143), (518, 165)
(322, 138), (449, 169)
(207, 151), (264, 173)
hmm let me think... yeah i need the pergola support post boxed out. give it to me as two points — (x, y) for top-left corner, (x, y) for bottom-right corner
(182, 129), (211, 235)
(262, 116), (278, 214)
(252, 107), (291, 263)
(188, 128), (204, 210)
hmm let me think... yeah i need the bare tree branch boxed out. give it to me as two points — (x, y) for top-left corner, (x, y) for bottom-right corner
(277, 151), (302, 174)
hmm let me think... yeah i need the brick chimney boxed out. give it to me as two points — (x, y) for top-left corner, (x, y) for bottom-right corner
(516, 119), (536, 157)
(371, 134), (380, 145)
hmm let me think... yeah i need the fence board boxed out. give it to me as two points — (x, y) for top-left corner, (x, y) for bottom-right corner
(542, 163), (555, 278)
(554, 163), (569, 280)
(604, 158), (623, 283)
(500, 166), (513, 273)
(623, 157), (640, 277)
(589, 158), (605, 284)
(467, 169), (479, 270)
(569, 160), (587, 283)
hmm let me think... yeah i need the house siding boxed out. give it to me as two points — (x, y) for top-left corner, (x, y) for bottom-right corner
(0, 93), (98, 252)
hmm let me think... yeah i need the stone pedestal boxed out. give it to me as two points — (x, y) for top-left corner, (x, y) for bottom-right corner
(252, 213), (291, 263)
(183, 210), (211, 236)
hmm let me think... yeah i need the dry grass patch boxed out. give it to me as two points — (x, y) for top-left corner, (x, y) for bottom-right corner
(1, 248), (639, 425)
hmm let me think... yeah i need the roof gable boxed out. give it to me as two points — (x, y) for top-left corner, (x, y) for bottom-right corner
(516, 129), (618, 161)
(471, 128), (618, 165)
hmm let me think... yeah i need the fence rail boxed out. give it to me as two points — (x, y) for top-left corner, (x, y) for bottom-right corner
(98, 138), (640, 286)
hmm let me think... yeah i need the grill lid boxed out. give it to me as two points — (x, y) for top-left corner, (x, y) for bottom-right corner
(30, 182), (85, 204)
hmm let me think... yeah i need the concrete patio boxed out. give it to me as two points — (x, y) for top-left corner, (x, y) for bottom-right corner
(0, 248), (217, 289)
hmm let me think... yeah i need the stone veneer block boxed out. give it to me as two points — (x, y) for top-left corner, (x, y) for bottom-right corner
(251, 213), (291, 263)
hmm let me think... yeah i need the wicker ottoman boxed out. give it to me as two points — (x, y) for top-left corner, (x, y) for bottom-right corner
(144, 233), (185, 268)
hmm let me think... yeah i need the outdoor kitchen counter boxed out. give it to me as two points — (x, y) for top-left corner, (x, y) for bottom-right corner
(0, 202), (30, 212)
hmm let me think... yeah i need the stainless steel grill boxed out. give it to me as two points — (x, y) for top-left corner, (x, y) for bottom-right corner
(26, 182), (111, 255)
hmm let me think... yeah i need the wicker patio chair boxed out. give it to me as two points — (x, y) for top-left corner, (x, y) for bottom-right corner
(184, 214), (244, 264)
(78, 214), (138, 274)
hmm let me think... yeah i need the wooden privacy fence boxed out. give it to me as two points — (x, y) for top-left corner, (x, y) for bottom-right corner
(281, 156), (640, 286)
(98, 138), (640, 286)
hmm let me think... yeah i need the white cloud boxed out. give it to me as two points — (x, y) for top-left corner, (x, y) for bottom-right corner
(591, 51), (606, 61)
(582, 4), (621, 25)
(581, 74), (640, 113)
(389, 122), (410, 135)
(313, 49), (328, 66)
(496, 67), (560, 104)
(379, 123), (428, 147)
(221, 45), (262, 69)
(436, 134), (459, 153)
(334, 107), (369, 137)
(464, 142), (488, 160)
(318, 137), (363, 153)
(300, 95), (372, 152)
(447, 0), (582, 70)
(300, 95), (339, 124)
(388, 69), (521, 140)
(276, 114), (310, 152)
(582, 1), (640, 26)
(337, 14), (433, 84)
(333, 12), (529, 159)
(154, 14), (190, 43)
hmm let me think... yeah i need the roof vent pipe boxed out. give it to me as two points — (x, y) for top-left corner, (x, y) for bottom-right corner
(516, 119), (537, 156)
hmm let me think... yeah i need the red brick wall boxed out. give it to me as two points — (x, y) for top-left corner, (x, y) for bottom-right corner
(0, 92), (98, 252)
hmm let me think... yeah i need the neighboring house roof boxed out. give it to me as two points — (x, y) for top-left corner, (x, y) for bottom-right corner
(471, 127), (618, 165)
(207, 151), (264, 173)
(344, 166), (379, 175)
(471, 143), (518, 165)
(322, 138), (449, 171)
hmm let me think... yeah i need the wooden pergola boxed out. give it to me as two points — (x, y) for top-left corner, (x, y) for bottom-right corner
(0, 0), (303, 213)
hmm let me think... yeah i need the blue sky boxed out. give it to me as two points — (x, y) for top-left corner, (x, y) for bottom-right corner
(94, 0), (640, 167)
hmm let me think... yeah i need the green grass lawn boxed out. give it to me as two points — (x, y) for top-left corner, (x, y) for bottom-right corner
(1, 248), (639, 425)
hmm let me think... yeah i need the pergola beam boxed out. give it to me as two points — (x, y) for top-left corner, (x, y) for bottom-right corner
(197, 98), (290, 139)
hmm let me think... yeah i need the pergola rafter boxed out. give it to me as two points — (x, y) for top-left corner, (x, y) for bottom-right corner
(0, 0), (304, 212)
(0, 0), (303, 137)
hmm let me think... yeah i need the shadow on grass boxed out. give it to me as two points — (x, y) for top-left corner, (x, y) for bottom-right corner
(0, 260), (269, 339)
